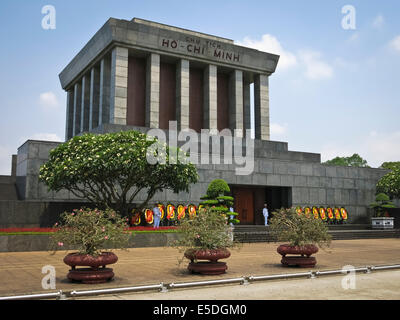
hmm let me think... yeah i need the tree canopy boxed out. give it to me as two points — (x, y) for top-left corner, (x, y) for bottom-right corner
(380, 162), (400, 170)
(39, 130), (198, 215)
(376, 167), (400, 200)
(323, 153), (370, 167)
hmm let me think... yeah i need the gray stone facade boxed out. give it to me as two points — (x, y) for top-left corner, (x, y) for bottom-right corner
(14, 128), (387, 224)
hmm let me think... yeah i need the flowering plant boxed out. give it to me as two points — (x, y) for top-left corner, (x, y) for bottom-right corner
(171, 207), (237, 252)
(50, 207), (131, 256)
(269, 207), (331, 249)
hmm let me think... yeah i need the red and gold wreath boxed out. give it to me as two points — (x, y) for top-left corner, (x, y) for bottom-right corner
(177, 204), (186, 220)
(312, 206), (319, 219)
(340, 207), (348, 220)
(145, 209), (154, 225)
(304, 207), (311, 218)
(295, 206), (303, 215)
(131, 210), (141, 226)
(188, 204), (197, 218)
(319, 207), (327, 221)
(167, 204), (175, 220)
(334, 208), (341, 221)
(327, 207), (334, 220)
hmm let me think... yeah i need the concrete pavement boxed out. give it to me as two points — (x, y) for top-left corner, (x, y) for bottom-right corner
(77, 269), (400, 300)
(0, 238), (399, 298)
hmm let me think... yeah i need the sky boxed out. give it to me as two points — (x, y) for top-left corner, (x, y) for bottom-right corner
(0, 0), (399, 174)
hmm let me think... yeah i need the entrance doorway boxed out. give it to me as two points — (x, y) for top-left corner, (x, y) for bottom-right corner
(231, 185), (292, 225)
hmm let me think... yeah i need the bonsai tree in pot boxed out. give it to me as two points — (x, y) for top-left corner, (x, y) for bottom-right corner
(172, 207), (238, 275)
(269, 207), (331, 268)
(199, 179), (239, 225)
(50, 207), (131, 284)
(369, 193), (396, 229)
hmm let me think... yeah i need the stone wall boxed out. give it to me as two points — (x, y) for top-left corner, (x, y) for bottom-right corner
(11, 132), (387, 225)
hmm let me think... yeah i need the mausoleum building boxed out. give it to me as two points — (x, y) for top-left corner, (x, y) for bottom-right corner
(4, 18), (388, 227)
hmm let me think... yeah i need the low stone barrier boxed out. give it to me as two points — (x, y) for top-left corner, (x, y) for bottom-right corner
(0, 232), (180, 253)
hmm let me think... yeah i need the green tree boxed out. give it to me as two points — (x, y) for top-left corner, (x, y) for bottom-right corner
(199, 179), (239, 224)
(369, 193), (397, 217)
(376, 168), (400, 200)
(39, 131), (198, 216)
(269, 207), (331, 248)
(380, 162), (400, 170)
(323, 153), (370, 167)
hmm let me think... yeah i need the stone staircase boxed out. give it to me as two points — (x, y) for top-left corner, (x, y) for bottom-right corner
(233, 224), (400, 243)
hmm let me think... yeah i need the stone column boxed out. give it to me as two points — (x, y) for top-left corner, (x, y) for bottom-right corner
(89, 66), (100, 131)
(243, 80), (251, 137)
(176, 59), (189, 130)
(80, 74), (91, 133)
(65, 89), (74, 141)
(229, 70), (244, 137)
(254, 74), (270, 140)
(110, 47), (128, 125)
(145, 53), (160, 128)
(72, 82), (82, 136)
(203, 65), (218, 131)
(99, 56), (111, 126)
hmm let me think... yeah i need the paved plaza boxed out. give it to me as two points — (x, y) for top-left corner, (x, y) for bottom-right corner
(79, 269), (400, 300)
(0, 238), (399, 298)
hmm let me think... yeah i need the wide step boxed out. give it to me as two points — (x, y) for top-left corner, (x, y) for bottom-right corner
(233, 225), (400, 243)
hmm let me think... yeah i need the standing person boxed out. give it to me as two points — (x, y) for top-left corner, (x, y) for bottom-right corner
(229, 207), (235, 227)
(153, 204), (161, 229)
(228, 206), (235, 241)
(263, 203), (269, 226)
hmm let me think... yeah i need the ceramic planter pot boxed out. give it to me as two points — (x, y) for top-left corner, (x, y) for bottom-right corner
(184, 248), (231, 275)
(277, 244), (319, 268)
(63, 252), (118, 284)
(371, 217), (394, 229)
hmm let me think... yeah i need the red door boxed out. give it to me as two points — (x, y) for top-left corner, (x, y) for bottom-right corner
(233, 188), (254, 224)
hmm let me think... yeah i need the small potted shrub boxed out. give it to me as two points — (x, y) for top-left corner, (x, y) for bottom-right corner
(172, 207), (238, 275)
(51, 207), (131, 284)
(369, 193), (396, 229)
(269, 207), (331, 268)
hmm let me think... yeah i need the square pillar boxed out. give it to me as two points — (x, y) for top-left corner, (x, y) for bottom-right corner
(65, 89), (74, 141)
(176, 59), (189, 130)
(110, 47), (128, 125)
(89, 66), (100, 131)
(72, 82), (82, 136)
(146, 53), (160, 128)
(80, 74), (91, 133)
(99, 56), (111, 126)
(229, 70), (244, 137)
(243, 80), (251, 136)
(203, 64), (218, 130)
(254, 74), (270, 140)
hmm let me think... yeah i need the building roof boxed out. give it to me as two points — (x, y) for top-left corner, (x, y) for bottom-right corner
(59, 17), (280, 90)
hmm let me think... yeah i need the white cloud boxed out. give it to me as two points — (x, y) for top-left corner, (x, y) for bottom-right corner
(320, 131), (400, 168)
(270, 122), (288, 136)
(389, 35), (400, 53)
(236, 34), (297, 70)
(363, 131), (400, 167)
(372, 14), (384, 29)
(39, 91), (59, 109)
(31, 133), (62, 142)
(299, 50), (333, 80)
(238, 34), (333, 80)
